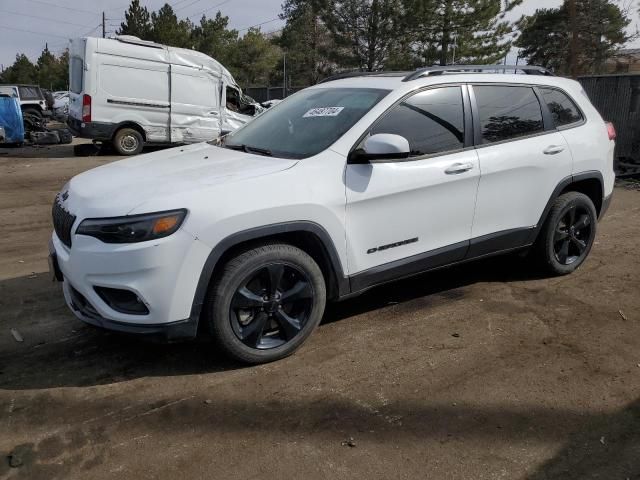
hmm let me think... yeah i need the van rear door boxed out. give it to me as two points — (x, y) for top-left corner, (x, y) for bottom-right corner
(68, 39), (86, 123)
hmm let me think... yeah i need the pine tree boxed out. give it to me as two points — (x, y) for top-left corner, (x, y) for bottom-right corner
(0, 54), (38, 84)
(323, 0), (403, 71)
(279, 0), (334, 84)
(191, 12), (238, 66)
(516, 0), (632, 76)
(150, 3), (193, 48)
(404, 0), (522, 66)
(36, 46), (57, 89)
(227, 28), (282, 85)
(117, 0), (152, 39)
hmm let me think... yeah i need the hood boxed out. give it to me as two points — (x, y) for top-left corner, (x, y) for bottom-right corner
(63, 143), (297, 217)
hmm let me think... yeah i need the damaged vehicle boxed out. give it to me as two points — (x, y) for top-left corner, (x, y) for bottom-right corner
(67, 35), (261, 156)
(51, 66), (615, 364)
(0, 84), (51, 120)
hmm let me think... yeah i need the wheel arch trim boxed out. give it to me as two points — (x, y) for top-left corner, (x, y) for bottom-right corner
(188, 221), (349, 325)
(111, 121), (147, 142)
(527, 170), (604, 244)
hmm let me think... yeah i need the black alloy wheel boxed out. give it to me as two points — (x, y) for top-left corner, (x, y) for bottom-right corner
(230, 263), (314, 349)
(207, 243), (326, 364)
(534, 191), (597, 275)
(553, 205), (593, 265)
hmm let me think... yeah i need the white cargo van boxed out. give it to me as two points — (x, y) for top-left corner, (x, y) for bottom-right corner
(68, 36), (260, 155)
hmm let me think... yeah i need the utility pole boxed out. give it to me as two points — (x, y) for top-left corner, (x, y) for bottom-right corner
(282, 51), (287, 99)
(568, 0), (578, 78)
(102, 11), (106, 38)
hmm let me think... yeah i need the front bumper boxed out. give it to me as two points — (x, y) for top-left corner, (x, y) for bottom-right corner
(50, 227), (211, 341)
(66, 117), (116, 141)
(63, 280), (198, 341)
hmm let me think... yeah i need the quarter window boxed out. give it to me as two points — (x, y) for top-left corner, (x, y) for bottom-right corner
(539, 87), (583, 127)
(370, 86), (465, 156)
(474, 86), (544, 144)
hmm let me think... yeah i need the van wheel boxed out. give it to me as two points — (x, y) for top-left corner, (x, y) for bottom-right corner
(113, 128), (143, 155)
(206, 243), (326, 364)
(533, 192), (597, 275)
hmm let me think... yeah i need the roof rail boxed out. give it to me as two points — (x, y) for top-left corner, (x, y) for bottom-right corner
(318, 71), (407, 84)
(402, 65), (554, 82)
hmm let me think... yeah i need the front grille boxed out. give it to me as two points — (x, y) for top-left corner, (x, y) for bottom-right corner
(52, 197), (76, 248)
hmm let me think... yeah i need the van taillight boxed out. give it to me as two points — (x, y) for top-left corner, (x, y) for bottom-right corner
(82, 94), (91, 123)
(606, 122), (616, 141)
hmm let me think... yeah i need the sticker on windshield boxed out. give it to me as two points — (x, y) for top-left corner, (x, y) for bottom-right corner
(303, 107), (344, 118)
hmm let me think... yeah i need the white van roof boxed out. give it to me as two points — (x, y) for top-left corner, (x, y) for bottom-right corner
(80, 36), (236, 85)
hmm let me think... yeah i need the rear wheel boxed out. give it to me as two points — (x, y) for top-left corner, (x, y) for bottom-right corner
(206, 243), (326, 364)
(113, 127), (143, 156)
(533, 192), (597, 275)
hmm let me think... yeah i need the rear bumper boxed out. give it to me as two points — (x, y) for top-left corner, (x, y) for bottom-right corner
(67, 117), (115, 141)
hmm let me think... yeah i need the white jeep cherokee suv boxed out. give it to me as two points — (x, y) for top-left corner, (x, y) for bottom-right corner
(50, 66), (615, 364)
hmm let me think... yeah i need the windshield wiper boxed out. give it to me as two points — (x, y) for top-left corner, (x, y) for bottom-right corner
(224, 143), (273, 157)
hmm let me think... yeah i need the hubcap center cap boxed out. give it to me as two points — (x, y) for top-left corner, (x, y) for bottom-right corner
(265, 299), (280, 313)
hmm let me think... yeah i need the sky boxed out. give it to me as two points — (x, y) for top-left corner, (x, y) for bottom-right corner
(0, 0), (634, 69)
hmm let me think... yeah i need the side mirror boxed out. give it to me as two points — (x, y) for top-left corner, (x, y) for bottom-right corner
(349, 133), (410, 164)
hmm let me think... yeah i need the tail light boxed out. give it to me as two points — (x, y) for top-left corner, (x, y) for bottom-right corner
(606, 122), (616, 141)
(82, 94), (91, 123)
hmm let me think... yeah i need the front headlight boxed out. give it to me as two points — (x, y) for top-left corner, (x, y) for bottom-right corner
(76, 209), (187, 244)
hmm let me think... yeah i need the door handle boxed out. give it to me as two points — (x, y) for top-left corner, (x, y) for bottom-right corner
(543, 145), (565, 155)
(445, 162), (474, 175)
(207, 111), (219, 116)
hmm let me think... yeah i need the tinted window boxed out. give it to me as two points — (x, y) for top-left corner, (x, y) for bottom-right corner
(18, 86), (42, 100)
(475, 86), (543, 144)
(70, 57), (83, 94)
(223, 88), (389, 159)
(540, 87), (583, 127)
(370, 87), (464, 156)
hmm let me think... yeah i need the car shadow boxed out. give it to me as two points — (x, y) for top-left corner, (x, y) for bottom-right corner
(0, 253), (545, 391)
(323, 252), (547, 324)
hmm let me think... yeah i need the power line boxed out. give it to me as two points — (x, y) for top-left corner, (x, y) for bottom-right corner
(0, 24), (71, 39)
(103, 2), (134, 13)
(0, 9), (91, 28)
(185, 0), (233, 20)
(175, 0), (203, 13)
(23, 0), (99, 15)
(237, 17), (281, 32)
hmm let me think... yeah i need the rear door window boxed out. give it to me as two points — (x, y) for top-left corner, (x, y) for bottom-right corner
(474, 85), (544, 144)
(70, 57), (83, 94)
(370, 86), (465, 156)
(18, 86), (42, 100)
(539, 87), (583, 128)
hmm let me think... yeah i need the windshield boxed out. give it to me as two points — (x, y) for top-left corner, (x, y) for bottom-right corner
(222, 87), (390, 159)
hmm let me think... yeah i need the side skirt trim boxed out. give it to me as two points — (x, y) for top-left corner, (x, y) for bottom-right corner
(346, 227), (534, 297)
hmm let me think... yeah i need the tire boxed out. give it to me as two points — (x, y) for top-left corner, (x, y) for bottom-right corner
(22, 108), (42, 119)
(533, 192), (598, 275)
(113, 127), (143, 156)
(206, 243), (327, 364)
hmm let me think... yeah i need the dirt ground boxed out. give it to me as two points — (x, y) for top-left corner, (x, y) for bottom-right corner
(1, 142), (639, 480)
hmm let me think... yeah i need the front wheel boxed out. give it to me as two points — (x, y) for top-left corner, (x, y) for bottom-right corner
(113, 127), (143, 156)
(206, 244), (326, 364)
(533, 192), (598, 275)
